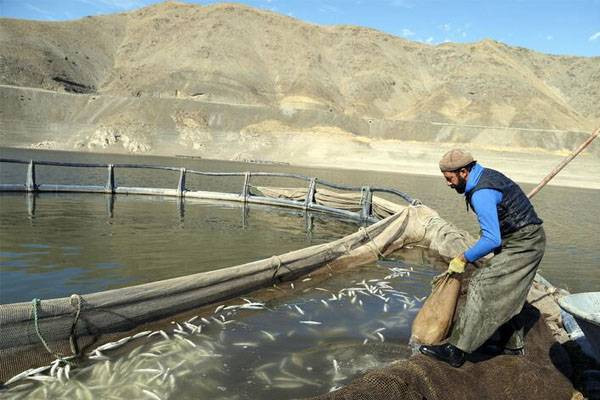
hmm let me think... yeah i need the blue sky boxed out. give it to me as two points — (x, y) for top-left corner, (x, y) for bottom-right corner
(1, 0), (599, 57)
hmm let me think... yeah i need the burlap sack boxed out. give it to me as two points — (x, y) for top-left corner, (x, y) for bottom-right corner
(411, 273), (461, 344)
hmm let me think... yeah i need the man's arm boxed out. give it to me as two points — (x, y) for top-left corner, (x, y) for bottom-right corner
(463, 189), (503, 263)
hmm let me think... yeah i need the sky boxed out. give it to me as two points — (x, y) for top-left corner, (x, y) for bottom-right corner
(0, 0), (599, 57)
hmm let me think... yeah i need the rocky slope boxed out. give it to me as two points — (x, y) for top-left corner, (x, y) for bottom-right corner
(0, 1), (598, 185)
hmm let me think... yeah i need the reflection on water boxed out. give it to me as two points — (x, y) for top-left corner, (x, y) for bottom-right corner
(1, 147), (598, 293)
(0, 193), (357, 304)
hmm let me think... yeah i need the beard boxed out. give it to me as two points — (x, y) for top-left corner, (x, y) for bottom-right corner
(451, 176), (467, 194)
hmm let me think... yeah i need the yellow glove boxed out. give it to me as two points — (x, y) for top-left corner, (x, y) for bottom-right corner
(447, 257), (467, 274)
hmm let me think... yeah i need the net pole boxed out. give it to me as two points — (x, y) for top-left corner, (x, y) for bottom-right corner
(527, 127), (599, 199)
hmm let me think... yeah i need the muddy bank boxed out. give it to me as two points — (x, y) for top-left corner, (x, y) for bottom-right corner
(1, 86), (598, 191)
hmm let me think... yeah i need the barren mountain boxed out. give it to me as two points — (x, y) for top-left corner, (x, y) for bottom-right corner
(0, 1), (598, 187)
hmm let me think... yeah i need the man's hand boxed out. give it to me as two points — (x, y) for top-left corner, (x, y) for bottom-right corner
(447, 255), (467, 274)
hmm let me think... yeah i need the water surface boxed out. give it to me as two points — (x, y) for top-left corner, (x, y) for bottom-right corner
(0, 147), (599, 399)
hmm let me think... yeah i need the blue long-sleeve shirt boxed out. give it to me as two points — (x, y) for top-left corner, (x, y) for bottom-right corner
(463, 163), (503, 262)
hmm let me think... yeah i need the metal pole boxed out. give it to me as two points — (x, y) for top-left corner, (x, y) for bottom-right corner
(527, 127), (599, 199)
(305, 178), (317, 210)
(360, 186), (373, 221)
(241, 172), (251, 202)
(105, 164), (115, 194)
(26, 161), (36, 192)
(177, 168), (186, 197)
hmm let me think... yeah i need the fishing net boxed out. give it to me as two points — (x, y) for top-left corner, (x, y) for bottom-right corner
(309, 302), (576, 400)
(0, 186), (470, 384)
(0, 186), (578, 399)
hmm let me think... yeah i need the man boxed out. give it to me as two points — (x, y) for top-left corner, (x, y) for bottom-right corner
(419, 149), (545, 367)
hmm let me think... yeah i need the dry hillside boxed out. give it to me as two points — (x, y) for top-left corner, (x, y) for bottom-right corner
(0, 1), (599, 186)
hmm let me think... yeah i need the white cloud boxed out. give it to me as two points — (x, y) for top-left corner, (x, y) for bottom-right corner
(439, 23), (451, 32)
(546, 35), (553, 41)
(426, 37), (434, 43)
(589, 31), (600, 41)
(401, 28), (415, 37)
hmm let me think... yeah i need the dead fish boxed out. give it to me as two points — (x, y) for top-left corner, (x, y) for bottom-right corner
(133, 330), (152, 339)
(299, 320), (322, 325)
(4, 366), (47, 386)
(261, 330), (276, 341)
(214, 304), (225, 314)
(255, 362), (278, 372)
(294, 305), (305, 315)
(255, 370), (272, 385)
(135, 368), (163, 374)
(96, 340), (122, 352)
(272, 382), (303, 389)
(184, 322), (199, 333)
(232, 342), (259, 347)
(89, 351), (110, 361)
(50, 360), (63, 377)
(142, 389), (163, 400)
(26, 374), (56, 382)
(240, 303), (265, 310)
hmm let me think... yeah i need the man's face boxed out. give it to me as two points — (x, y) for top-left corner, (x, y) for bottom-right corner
(443, 169), (468, 194)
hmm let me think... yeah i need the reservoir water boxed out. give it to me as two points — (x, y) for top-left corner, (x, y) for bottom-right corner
(0, 147), (598, 399)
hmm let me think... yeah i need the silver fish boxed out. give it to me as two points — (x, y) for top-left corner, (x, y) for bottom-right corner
(142, 389), (163, 400)
(260, 330), (276, 341)
(133, 330), (152, 339)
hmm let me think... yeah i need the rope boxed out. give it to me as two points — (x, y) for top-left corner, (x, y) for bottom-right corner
(31, 298), (64, 359)
(360, 227), (385, 259)
(270, 255), (284, 281)
(69, 294), (82, 356)
(30, 295), (82, 364)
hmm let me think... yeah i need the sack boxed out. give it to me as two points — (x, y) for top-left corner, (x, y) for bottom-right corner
(411, 273), (461, 345)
